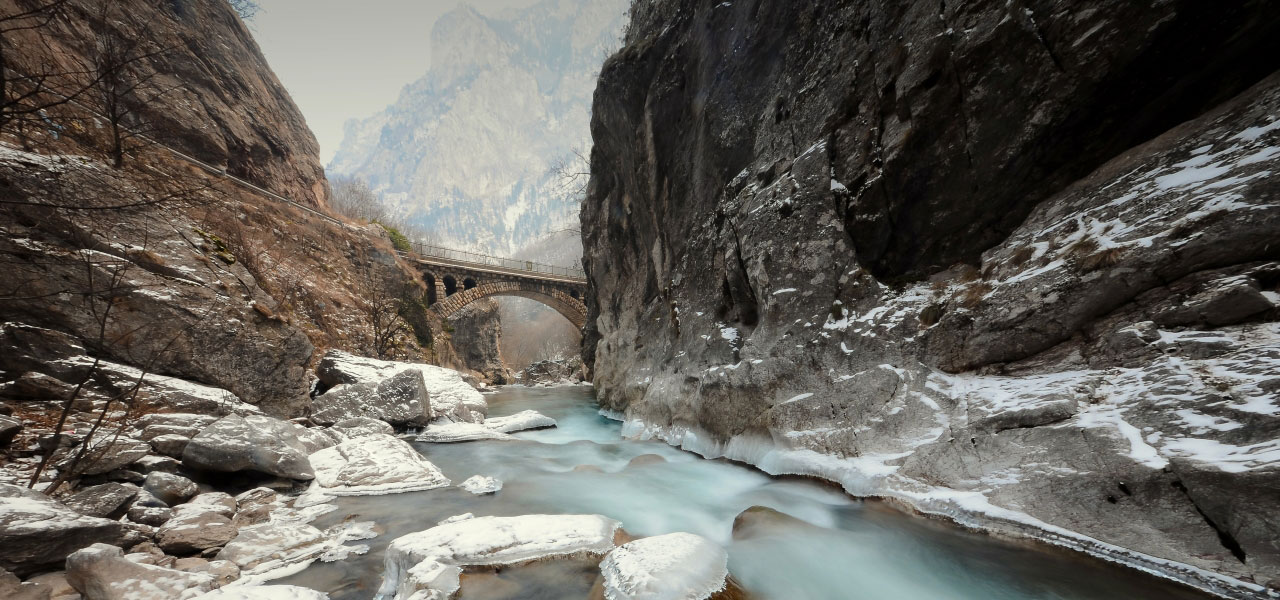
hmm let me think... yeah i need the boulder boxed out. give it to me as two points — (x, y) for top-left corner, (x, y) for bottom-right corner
(181, 414), (314, 480)
(377, 514), (621, 599)
(156, 510), (238, 555)
(173, 558), (239, 587)
(142, 472), (198, 506)
(484, 410), (557, 433)
(134, 413), (219, 432)
(214, 521), (328, 574)
(149, 434), (192, 458)
(599, 533), (730, 600)
(126, 505), (172, 527)
(66, 543), (215, 599)
(311, 369), (431, 427)
(288, 423), (339, 454)
(458, 475), (501, 495)
(315, 350), (486, 423)
(56, 437), (150, 476)
(137, 424), (201, 442)
(415, 422), (513, 443)
(133, 455), (181, 474)
(0, 415), (22, 447)
(61, 482), (139, 519)
(331, 417), (393, 439)
(309, 434), (450, 495)
(0, 483), (139, 576)
(185, 492), (237, 519)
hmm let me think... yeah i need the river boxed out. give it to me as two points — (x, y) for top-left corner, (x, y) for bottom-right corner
(280, 384), (1210, 599)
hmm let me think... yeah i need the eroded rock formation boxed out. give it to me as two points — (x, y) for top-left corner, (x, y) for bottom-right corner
(582, 1), (1280, 596)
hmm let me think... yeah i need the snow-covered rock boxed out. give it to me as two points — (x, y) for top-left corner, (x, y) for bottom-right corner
(308, 434), (450, 495)
(483, 410), (557, 433)
(182, 414), (314, 480)
(416, 409), (557, 443)
(458, 475), (502, 495)
(416, 422), (514, 443)
(61, 482), (139, 519)
(377, 514), (621, 599)
(56, 436), (151, 476)
(331, 417), (393, 439)
(315, 350), (486, 423)
(311, 369), (433, 427)
(600, 533), (729, 600)
(143, 471), (198, 506)
(0, 483), (140, 576)
(66, 543), (216, 599)
(156, 510), (239, 555)
(215, 521), (329, 575)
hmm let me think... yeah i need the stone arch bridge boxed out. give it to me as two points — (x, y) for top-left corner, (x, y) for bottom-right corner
(402, 243), (588, 329)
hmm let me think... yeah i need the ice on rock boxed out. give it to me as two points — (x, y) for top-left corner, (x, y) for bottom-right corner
(458, 475), (502, 495)
(377, 514), (621, 599)
(600, 532), (729, 600)
(309, 434), (450, 495)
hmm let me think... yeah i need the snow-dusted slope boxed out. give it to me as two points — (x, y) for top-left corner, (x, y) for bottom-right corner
(329, 0), (628, 254)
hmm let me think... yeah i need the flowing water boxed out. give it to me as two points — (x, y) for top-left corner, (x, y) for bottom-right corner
(280, 385), (1210, 599)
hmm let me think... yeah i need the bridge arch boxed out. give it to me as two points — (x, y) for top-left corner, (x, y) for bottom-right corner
(432, 280), (587, 330)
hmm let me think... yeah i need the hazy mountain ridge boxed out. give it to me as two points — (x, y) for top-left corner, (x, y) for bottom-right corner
(328, 0), (628, 256)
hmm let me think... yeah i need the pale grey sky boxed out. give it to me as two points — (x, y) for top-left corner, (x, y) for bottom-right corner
(252, 0), (540, 165)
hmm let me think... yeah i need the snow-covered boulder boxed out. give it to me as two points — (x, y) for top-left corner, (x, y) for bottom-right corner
(215, 521), (328, 575)
(156, 509), (239, 555)
(66, 543), (216, 600)
(377, 514), (621, 599)
(191, 585), (329, 599)
(484, 410), (557, 433)
(308, 434), (450, 495)
(311, 369), (432, 427)
(61, 482), (139, 519)
(0, 483), (140, 576)
(315, 350), (486, 423)
(458, 475), (502, 495)
(331, 417), (393, 439)
(416, 422), (514, 443)
(185, 492), (238, 519)
(600, 533), (729, 600)
(416, 410), (557, 443)
(142, 471), (198, 506)
(182, 414), (314, 480)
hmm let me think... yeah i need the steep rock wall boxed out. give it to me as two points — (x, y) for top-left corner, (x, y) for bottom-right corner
(582, 1), (1280, 596)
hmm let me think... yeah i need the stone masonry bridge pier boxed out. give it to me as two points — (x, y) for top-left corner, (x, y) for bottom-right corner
(402, 242), (588, 329)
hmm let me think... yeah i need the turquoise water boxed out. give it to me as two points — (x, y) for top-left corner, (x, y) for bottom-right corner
(279, 385), (1209, 599)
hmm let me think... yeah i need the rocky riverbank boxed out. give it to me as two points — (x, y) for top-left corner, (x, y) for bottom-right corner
(581, 1), (1280, 597)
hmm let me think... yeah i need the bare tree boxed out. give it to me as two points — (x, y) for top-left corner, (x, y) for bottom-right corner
(548, 146), (590, 196)
(78, 2), (178, 168)
(356, 264), (414, 359)
(329, 176), (387, 223)
(0, 0), (93, 142)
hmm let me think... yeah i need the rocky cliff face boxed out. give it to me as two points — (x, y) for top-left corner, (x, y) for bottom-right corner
(447, 299), (512, 385)
(0, 0), (481, 415)
(329, 0), (628, 253)
(582, 1), (1280, 596)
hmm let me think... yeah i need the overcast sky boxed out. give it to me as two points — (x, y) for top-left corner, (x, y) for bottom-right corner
(252, 0), (540, 165)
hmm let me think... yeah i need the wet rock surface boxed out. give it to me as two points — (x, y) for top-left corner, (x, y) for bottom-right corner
(582, 0), (1280, 595)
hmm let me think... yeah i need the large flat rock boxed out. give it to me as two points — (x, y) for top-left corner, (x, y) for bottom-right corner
(309, 434), (450, 495)
(0, 484), (140, 576)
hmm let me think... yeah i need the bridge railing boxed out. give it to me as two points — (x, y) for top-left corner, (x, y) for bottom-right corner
(407, 242), (587, 280)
